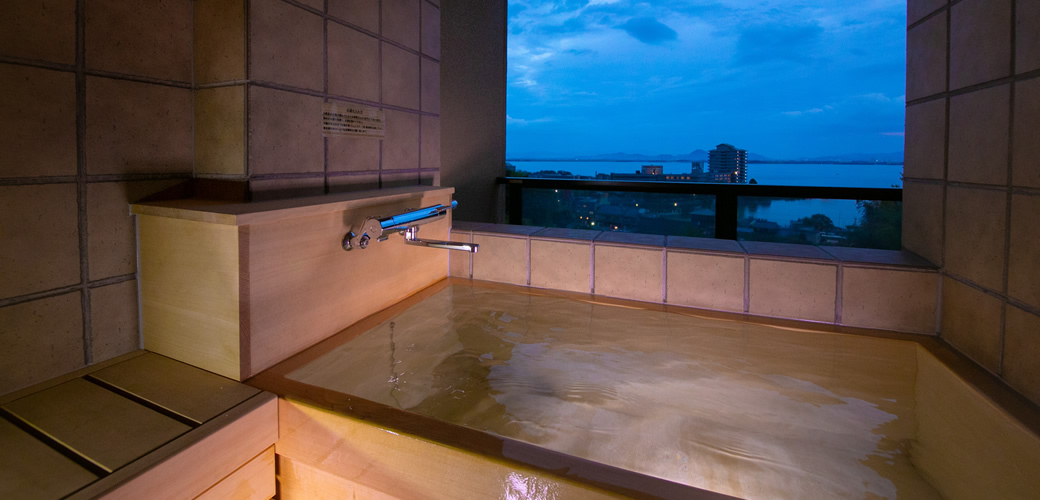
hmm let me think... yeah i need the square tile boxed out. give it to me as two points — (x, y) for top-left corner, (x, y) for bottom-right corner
(195, 85), (246, 176)
(941, 277), (1003, 372)
(86, 0), (192, 82)
(1008, 194), (1040, 309)
(948, 85), (1010, 185)
(595, 232), (665, 247)
(945, 186), (1007, 291)
(329, 0), (379, 33)
(0, 184), (80, 299)
(740, 241), (834, 260)
(907, 14), (948, 101)
(842, 268), (938, 333)
(249, 0), (323, 91)
(531, 240), (590, 293)
(594, 245), (662, 303)
(328, 173), (379, 193)
(250, 177), (325, 201)
(194, 0), (246, 84)
(421, 2), (440, 59)
(667, 251), (744, 312)
(1004, 305), (1040, 405)
(382, 43), (421, 109)
(448, 230), (471, 278)
(908, 0), (947, 26)
(381, 170), (419, 188)
(382, 0), (421, 50)
(421, 59), (440, 113)
(1018, 0), (1040, 73)
(85, 77), (192, 175)
(749, 260), (836, 322)
(950, 0), (1012, 90)
(421, 116), (440, 170)
(247, 86), (324, 176)
(821, 247), (936, 268)
(532, 228), (601, 241)
(419, 169), (439, 186)
(1012, 78), (1040, 188)
(0, 64), (76, 178)
(88, 180), (181, 280)
(328, 136), (381, 173)
(90, 280), (140, 363)
(901, 180), (944, 265)
(0, 0), (75, 64)
(472, 235), (527, 285)
(382, 110), (419, 171)
(666, 236), (744, 254)
(0, 293), (84, 395)
(328, 23), (379, 102)
(473, 224), (543, 236)
(904, 98), (946, 180)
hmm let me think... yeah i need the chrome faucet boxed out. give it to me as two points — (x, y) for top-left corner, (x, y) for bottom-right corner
(342, 200), (478, 253)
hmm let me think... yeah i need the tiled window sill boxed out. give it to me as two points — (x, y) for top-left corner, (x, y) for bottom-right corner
(449, 222), (940, 334)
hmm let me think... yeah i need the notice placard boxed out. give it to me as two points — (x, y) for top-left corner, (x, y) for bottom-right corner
(322, 102), (385, 138)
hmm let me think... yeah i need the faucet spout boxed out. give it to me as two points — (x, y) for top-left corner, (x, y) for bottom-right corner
(403, 226), (479, 253)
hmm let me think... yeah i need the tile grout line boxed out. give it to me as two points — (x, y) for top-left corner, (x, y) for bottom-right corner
(75, 0), (93, 365)
(743, 255), (750, 313)
(378, 0), (384, 189)
(661, 247), (667, 304)
(937, 3), (952, 339)
(1000, 0), (1017, 376)
(834, 263), (843, 324)
(323, 0), (330, 194)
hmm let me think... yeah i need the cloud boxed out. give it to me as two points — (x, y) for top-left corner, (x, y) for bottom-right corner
(782, 106), (831, 117)
(618, 17), (678, 45)
(507, 115), (554, 126)
(736, 22), (824, 64)
(880, 132), (904, 137)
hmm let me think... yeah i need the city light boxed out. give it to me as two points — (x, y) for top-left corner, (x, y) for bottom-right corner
(590, 222), (595, 226)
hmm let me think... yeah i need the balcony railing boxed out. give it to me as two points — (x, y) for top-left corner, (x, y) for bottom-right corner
(498, 177), (903, 249)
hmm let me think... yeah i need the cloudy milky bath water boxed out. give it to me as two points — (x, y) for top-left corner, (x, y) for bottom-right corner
(288, 285), (942, 499)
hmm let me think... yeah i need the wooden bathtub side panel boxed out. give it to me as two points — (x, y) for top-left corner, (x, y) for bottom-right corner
(275, 399), (626, 500)
(912, 347), (1040, 500)
(243, 191), (451, 378)
(140, 215), (241, 379)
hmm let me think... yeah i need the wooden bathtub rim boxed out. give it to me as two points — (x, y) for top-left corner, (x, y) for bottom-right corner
(248, 278), (1040, 498)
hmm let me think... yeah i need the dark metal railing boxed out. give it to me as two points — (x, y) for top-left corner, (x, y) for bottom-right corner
(498, 177), (902, 240)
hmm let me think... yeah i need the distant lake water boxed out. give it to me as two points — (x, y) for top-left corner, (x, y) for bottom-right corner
(509, 160), (904, 228)
(508, 161), (903, 188)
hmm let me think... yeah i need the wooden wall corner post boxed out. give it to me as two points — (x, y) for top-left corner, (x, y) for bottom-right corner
(139, 215), (243, 380)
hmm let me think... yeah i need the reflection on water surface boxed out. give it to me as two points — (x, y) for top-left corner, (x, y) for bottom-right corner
(289, 286), (941, 499)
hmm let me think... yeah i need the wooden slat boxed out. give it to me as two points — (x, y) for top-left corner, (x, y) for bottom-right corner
(140, 215), (241, 379)
(242, 190), (451, 377)
(1, 379), (191, 472)
(92, 393), (277, 500)
(91, 352), (259, 424)
(0, 418), (98, 499)
(194, 446), (275, 500)
(0, 351), (144, 406)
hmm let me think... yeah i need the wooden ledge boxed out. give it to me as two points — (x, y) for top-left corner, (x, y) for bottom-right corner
(132, 185), (454, 226)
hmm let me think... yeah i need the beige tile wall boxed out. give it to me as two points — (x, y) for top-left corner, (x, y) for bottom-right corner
(196, 0), (440, 198)
(903, 0), (1040, 405)
(0, 2), (194, 394)
(1, 0), (441, 394)
(461, 225), (939, 333)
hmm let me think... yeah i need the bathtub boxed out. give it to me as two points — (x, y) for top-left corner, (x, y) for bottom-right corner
(250, 279), (1040, 499)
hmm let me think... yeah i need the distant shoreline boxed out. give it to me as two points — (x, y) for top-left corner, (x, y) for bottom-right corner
(507, 159), (904, 166)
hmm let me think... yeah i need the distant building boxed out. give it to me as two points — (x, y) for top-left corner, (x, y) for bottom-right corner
(611, 163), (714, 182)
(709, 144), (748, 183)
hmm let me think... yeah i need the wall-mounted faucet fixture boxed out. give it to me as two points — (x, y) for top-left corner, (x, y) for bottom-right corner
(342, 200), (479, 253)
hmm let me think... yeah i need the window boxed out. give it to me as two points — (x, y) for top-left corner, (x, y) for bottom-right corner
(505, 1), (906, 249)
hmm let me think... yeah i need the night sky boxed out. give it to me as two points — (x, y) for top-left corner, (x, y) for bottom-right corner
(506, 0), (907, 159)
